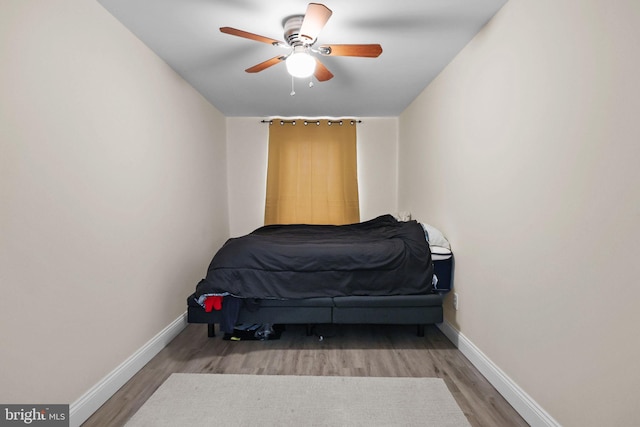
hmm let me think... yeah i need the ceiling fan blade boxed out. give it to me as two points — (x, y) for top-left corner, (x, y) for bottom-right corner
(220, 27), (284, 46)
(314, 58), (334, 82)
(299, 3), (333, 43)
(245, 56), (286, 73)
(318, 44), (383, 58)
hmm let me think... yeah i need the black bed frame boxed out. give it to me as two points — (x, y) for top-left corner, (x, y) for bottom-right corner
(187, 255), (453, 338)
(187, 293), (445, 337)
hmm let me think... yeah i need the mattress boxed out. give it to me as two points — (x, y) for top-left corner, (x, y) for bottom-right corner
(195, 215), (434, 301)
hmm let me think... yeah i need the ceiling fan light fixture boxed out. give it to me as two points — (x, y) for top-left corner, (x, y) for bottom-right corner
(286, 47), (316, 78)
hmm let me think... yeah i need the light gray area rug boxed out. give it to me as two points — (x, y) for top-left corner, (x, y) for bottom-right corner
(125, 373), (471, 426)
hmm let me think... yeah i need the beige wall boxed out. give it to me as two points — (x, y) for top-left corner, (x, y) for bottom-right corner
(226, 117), (399, 236)
(0, 0), (229, 405)
(398, 0), (640, 425)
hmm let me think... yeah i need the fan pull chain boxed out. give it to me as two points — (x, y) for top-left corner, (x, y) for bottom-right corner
(290, 76), (314, 96)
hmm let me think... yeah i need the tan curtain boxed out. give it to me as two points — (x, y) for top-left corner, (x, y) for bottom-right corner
(264, 120), (360, 225)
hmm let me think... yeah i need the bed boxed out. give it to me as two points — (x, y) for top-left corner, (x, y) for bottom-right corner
(187, 214), (453, 338)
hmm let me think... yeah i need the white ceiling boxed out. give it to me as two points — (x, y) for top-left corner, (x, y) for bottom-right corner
(97, 0), (507, 117)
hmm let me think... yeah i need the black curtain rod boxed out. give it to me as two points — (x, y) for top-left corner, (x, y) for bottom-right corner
(260, 119), (361, 126)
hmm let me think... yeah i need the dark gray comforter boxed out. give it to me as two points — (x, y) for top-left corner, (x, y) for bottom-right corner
(195, 215), (434, 300)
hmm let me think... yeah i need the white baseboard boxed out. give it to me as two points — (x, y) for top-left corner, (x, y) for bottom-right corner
(437, 321), (560, 427)
(69, 312), (188, 427)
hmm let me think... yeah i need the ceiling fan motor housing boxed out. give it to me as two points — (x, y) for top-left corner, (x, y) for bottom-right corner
(283, 15), (313, 46)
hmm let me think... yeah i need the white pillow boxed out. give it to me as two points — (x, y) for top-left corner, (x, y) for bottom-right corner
(420, 222), (451, 250)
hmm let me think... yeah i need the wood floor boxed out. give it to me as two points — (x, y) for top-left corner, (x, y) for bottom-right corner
(82, 323), (528, 426)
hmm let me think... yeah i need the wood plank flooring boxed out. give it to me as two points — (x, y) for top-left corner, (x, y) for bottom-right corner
(82, 323), (528, 426)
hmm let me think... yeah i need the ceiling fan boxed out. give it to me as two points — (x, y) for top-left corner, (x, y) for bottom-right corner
(220, 2), (383, 83)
